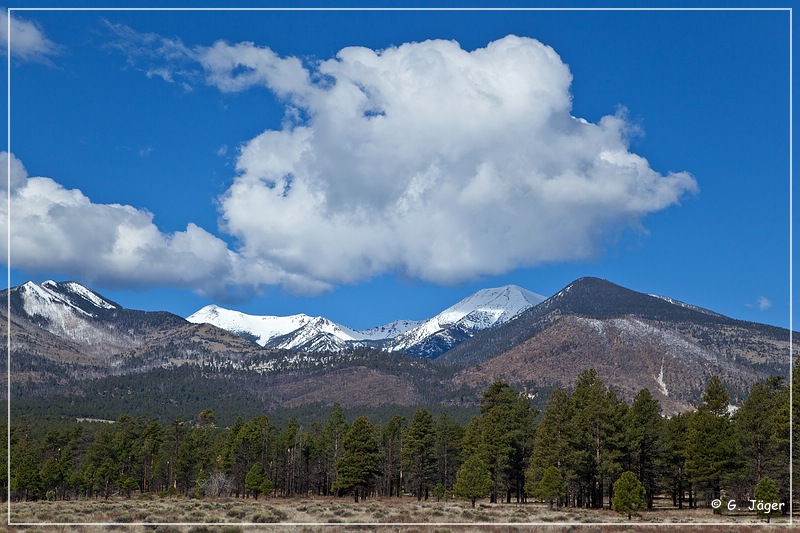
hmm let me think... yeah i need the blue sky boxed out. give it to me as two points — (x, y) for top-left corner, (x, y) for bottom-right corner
(2, 4), (794, 331)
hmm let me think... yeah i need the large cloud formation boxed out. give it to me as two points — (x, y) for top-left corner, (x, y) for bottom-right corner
(1, 153), (323, 297)
(7, 33), (698, 296)
(206, 35), (697, 285)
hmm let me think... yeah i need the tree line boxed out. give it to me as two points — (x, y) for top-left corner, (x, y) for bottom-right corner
(4, 366), (793, 516)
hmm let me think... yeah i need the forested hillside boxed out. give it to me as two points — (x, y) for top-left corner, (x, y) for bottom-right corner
(6, 365), (792, 518)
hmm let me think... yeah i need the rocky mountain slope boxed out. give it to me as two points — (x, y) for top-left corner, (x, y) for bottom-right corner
(4, 277), (792, 416)
(441, 277), (790, 413)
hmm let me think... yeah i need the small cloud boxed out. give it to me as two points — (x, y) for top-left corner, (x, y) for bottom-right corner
(101, 18), (199, 88)
(757, 296), (772, 311)
(138, 146), (154, 158)
(217, 144), (228, 157)
(1, 9), (61, 64)
(146, 67), (173, 83)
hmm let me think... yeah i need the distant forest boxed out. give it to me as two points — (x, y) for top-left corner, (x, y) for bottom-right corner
(5, 364), (794, 515)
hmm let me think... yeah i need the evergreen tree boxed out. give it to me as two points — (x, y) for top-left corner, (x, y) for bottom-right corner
(624, 388), (663, 509)
(532, 466), (567, 509)
(462, 381), (536, 503)
(245, 463), (267, 499)
(686, 376), (735, 506)
(612, 470), (646, 520)
(432, 482), (446, 502)
(321, 404), (349, 495)
(332, 416), (380, 502)
(277, 418), (304, 496)
(753, 476), (779, 523)
(528, 388), (575, 504)
(733, 377), (789, 504)
(435, 412), (463, 492)
(402, 408), (438, 500)
(454, 454), (492, 508)
(661, 412), (691, 509)
(571, 369), (625, 509)
(380, 415), (406, 497)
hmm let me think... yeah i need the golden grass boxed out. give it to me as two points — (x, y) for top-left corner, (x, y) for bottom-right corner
(6, 495), (793, 532)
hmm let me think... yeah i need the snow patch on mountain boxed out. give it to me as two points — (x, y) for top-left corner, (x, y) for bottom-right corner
(650, 295), (725, 318)
(359, 319), (423, 340)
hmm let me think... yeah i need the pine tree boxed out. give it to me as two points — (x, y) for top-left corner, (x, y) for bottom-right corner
(532, 466), (566, 509)
(379, 415), (406, 497)
(571, 369), (625, 509)
(624, 388), (663, 509)
(528, 388), (574, 503)
(332, 416), (380, 502)
(462, 381), (536, 503)
(435, 413), (463, 492)
(753, 476), (779, 523)
(661, 412), (690, 508)
(402, 408), (437, 500)
(321, 404), (349, 496)
(612, 470), (646, 519)
(686, 376), (735, 506)
(245, 463), (266, 499)
(454, 454), (492, 508)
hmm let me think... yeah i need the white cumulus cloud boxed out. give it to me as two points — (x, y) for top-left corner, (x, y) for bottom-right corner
(1, 10), (60, 64)
(10, 33), (698, 297)
(214, 35), (698, 285)
(1, 152), (318, 297)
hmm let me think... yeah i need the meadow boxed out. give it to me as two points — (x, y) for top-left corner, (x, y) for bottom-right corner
(7, 494), (790, 532)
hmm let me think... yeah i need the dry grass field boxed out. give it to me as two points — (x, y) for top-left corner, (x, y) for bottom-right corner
(6, 495), (793, 532)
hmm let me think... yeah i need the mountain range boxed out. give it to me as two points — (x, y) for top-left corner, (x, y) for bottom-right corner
(3, 277), (792, 418)
(187, 285), (546, 358)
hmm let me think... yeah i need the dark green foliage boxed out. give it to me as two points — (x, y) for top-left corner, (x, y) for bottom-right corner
(432, 482), (446, 502)
(686, 377), (735, 505)
(532, 466), (566, 509)
(528, 388), (573, 493)
(624, 388), (663, 509)
(753, 476), (779, 523)
(435, 412), (464, 492)
(5, 369), (789, 516)
(402, 408), (438, 500)
(570, 369), (626, 509)
(244, 463), (267, 499)
(612, 470), (646, 519)
(732, 377), (789, 502)
(661, 412), (690, 509)
(379, 415), (406, 497)
(462, 381), (537, 503)
(454, 454), (492, 508)
(331, 416), (381, 502)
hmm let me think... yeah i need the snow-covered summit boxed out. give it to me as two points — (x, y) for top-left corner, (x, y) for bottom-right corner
(186, 284), (547, 358)
(434, 285), (546, 330)
(187, 305), (319, 346)
(385, 285), (546, 356)
(18, 280), (120, 319)
(12, 280), (122, 345)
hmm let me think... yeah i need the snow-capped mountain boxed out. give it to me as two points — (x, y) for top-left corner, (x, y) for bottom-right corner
(359, 319), (423, 340)
(187, 305), (318, 346)
(381, 285), (546, 358)
(7, 280), (186, 355)
(187, 305), (369, 350)
(10, 280), (122, 345)
(187, 284), (546, 359)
